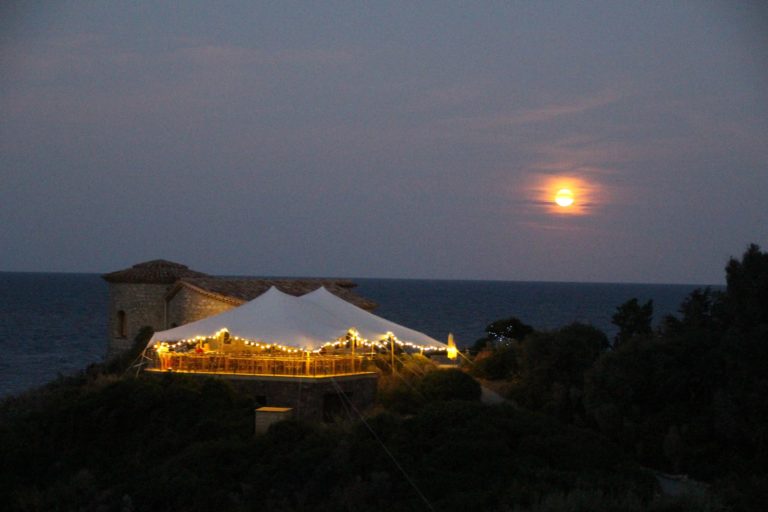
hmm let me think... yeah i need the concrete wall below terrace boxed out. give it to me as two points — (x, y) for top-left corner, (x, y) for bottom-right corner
(243, 374), (379, 422)
(166, 287), (236, 329)
(149, 372), (379, 423)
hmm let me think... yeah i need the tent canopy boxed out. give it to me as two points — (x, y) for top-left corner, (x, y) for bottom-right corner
(299, 287), (445, 350)
(148, 286), (447, 351)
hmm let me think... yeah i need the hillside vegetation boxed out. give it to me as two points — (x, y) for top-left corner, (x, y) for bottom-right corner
(472, 244), (768, 511)
(2, 244), (766, 511)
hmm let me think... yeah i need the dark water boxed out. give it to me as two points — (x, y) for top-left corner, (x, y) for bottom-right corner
(0, 272), (714, 398)
(354, 279), (707, 345)
(0, 273), (108, 398)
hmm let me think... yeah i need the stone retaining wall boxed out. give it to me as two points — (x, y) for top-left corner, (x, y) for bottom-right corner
(149, 372), (379, 422)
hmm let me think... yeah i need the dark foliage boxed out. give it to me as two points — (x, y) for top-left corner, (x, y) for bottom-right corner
(416, 368), (481, 402)
(470, 317), (535, 379)
(611, 298), (654, 346)
(659, 287), (726, 336)
(471, 315), (533, 352)
(466, 243), (768, 510)
(584, 244), (768, 510)
(472, 344), (518, 379)
(103, 325), (155, 374)
(375, 354), (438, 414)
(508, 323), (608, 423)
(725, 243), (768, 329)
(0, 376), (658, 512)
(3, 244), (766, 510)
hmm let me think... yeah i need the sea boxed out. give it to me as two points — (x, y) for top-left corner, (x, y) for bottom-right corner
(0, 272), (719, 398)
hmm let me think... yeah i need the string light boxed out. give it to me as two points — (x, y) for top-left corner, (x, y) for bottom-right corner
(153, 327), (444, 355)
(149, 327), (457, 378)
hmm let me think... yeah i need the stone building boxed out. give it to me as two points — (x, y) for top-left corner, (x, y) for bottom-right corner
(102, 259), (377, 359)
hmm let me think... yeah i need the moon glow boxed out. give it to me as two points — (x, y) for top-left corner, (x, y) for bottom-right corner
(554, 189), (574, 207)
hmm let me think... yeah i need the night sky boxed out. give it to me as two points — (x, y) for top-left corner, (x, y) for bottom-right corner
(2, 2), (766, 284)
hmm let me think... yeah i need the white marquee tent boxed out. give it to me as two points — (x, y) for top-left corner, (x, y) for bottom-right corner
(148, 286), (447, 352)
(299, 287), (445, 350)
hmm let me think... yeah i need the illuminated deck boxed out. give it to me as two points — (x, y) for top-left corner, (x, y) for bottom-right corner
(145, 353), (371, 379)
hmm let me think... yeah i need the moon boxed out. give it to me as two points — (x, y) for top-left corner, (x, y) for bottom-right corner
(554, 188), (574, 207)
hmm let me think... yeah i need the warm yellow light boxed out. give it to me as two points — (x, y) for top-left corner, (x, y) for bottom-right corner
(447, 333), (457, 360)
(554, 189), (574, 207)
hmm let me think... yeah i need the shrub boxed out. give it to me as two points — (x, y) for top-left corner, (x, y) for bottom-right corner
(103, 325), (154, 374)
(417, 369), (481, 402)
(472, 345), (517, 379)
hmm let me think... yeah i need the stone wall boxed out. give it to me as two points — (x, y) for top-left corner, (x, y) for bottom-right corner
(166, 287), (236, 328)
(106, 283), (171, 359)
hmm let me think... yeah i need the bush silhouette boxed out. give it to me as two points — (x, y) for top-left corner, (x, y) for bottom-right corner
(417, 369), (481, 402)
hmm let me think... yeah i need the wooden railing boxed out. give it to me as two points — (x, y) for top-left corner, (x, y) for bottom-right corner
(145, 352), (367, 377)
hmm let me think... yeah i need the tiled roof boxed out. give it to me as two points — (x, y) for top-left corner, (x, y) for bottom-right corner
(102, 260), (208, 284)
(173, 277), (378, 311)
(103, 260), (377, 309)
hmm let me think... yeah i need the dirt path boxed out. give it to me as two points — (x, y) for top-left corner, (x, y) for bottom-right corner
(480, 385), (508, 404)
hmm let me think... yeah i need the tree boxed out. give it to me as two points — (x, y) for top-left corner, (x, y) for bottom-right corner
(611, 298), (653, 346)
(510, 323), (608, 422)
(659, 287), (725, 336)
(472, 345), (517, 380)
(725, 243), (768, 330)
(472, 316), (533, 354)
(472, 316), (533, 352)
(417, 369), (482, 402)
(485, 316), (534, 342)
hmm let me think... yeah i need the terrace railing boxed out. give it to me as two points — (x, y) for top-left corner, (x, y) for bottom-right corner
(145, 352), (367, 378)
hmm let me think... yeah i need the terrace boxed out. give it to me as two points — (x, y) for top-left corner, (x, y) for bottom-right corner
(142, 286), (453, 380)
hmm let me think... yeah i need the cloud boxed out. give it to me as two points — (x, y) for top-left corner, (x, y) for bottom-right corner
(504, 92), (622, 126)
(405, 80), (495, 111)
(423, 90), (622, 135)
(3, 31), (359, 97)
(0, 32), (364, 154)
(275, 48), (358, 65)
(168, 43), (357, 68)
(171, 43), (265, 67)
